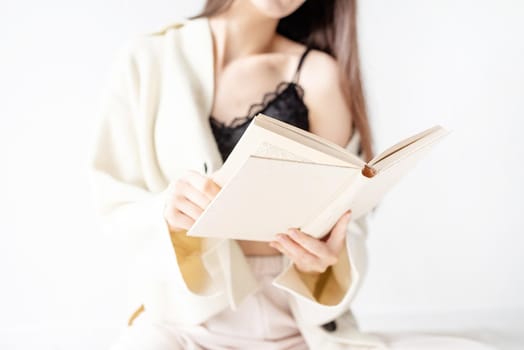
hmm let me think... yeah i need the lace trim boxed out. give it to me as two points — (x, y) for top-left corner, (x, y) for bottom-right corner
(209, 81), (305, 129)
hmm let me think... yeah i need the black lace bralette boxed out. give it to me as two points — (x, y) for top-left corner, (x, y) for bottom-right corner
(209, 47), (312, 162)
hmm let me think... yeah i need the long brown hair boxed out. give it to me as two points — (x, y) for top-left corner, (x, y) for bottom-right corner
(194, 0), (373, 161)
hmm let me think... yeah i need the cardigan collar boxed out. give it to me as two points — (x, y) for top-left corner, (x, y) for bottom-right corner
(180, 17), (225, 175)
(152, 17), (224, 177)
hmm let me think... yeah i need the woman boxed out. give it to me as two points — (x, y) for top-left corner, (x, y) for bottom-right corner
(89, 0), (496, 349)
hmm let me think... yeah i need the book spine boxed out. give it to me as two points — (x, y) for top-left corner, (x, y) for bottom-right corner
(301, 173), (367, 238)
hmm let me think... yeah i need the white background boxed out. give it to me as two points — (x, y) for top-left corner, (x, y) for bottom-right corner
(1, 0), (523, 348)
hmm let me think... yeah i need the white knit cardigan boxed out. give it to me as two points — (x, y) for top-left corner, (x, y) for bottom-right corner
(88, 16), (383, 349)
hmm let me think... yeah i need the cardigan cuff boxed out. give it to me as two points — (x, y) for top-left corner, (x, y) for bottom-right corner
(272, 219), (368, 326)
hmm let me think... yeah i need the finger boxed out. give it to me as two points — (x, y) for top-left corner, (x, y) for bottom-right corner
(287, 228), (335, 264)
(164, 208), (194, 231)
(176, 196), (204, 221)
(269, 241), (289, 256)
(275, 234), (324, 270)
(185, 170), (221, 200)
(269, 241), (304, 268)
(177, 180), (211, 209)
(327, 210), (352, 251)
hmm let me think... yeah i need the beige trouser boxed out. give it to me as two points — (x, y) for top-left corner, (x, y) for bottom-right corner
(109, 255), (497, 350)
(109, 255), (308, 350)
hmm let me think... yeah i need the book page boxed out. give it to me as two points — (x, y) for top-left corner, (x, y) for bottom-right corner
(212, 119), (362, 187)
(255, 115), (366, 167)
(303, 126), (449, 234)
(369, 126), (449, 173)
(252, 142), (310, 162)
(349, 145), (437, 220)
(189, 155), (359, 241)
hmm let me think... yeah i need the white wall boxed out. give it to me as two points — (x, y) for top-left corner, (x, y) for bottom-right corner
(353, 0), (524, 314)
(1, 0), (522, 348)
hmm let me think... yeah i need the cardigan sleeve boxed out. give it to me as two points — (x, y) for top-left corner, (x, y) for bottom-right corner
(87, 39), (225, 297)
(88, 39), (169, 255)
(272, 214), (369, 326)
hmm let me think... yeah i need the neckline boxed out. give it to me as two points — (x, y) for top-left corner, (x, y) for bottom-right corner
(209, 80), (305, 129)
(205, 17), (310, 130)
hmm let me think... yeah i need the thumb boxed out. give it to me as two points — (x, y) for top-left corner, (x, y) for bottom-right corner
(327, 210), (352, 251)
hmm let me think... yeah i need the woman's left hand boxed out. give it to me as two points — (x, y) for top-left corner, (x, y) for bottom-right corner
(269, 210), (352, 275)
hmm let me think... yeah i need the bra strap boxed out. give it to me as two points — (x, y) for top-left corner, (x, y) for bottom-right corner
(292, 46), (312, 83)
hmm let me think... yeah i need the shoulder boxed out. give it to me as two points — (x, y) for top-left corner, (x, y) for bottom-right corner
(301, 50), (341, 89)
(113, 17), (208, 66)
(273, 35), (341, 86)
(300, 50), (353, 147)
(299, 49), (346, 113)
(271, 37), (351, 146)
(148, 20), (186, 36)
(273, 35), (340, 80)
(300, 49), (341, 100)
(108, 18), (209, 82)
(272, 36), (343, 99)
(112, 20), (182, 64)
(109, 30), (164, 77)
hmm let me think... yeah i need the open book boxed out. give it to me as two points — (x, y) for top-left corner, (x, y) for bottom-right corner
(187, 113), (449, 241)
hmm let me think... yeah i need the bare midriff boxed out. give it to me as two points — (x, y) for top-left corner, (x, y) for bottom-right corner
(236, 240), (282, 256)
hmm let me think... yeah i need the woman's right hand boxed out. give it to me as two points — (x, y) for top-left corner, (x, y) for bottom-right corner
(163, 170), (221, 233)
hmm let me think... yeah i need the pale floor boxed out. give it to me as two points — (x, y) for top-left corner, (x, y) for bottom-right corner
(1, 309), (522, 349)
